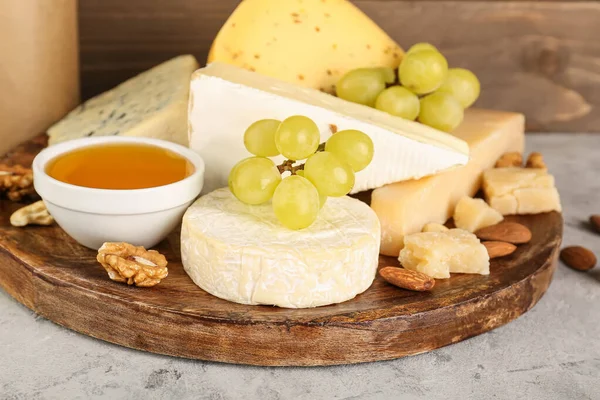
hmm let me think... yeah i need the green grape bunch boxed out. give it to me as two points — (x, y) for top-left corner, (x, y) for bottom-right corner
(228, 116), (374, 230)
(335, 42), (481, 133)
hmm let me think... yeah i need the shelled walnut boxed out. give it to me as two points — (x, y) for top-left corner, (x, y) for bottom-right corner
(10, 200), (54, 227)
(97, 242), (168, 287)
(0, 164), (36, 201)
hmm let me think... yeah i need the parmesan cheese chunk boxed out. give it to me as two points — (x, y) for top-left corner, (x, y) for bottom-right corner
(483, 168), (562, 215)
(399, 229), (490, 279)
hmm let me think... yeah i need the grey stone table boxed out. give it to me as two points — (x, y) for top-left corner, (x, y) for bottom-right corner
(1, 134), (599, 400)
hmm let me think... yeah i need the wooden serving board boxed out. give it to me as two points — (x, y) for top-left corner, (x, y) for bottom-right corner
(0, 136), (563, 366)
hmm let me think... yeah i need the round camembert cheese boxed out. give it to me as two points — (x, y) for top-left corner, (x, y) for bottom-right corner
(181, 188), (381, 308)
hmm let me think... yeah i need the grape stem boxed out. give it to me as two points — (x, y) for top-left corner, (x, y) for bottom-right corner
(277, 142), (326, 175)
(277, 159), (304, 174)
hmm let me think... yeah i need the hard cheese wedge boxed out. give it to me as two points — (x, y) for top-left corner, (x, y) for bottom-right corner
(181, 188), (380, 308)
(189, 62), (469, 194)
(372, 109), (525, 256)
(208, 0), (403, 93)
(48, 55), (199, 146)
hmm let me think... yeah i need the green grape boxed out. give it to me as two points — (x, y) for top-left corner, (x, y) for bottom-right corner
(324, 129), (374, 172)
(376, 67), (396, 84)
(243, 119), (281, 157)
(228, 157), (281, 205)
(336, 68), (386, 107)
(319, 193), (327, 209)
(374, 86), (420, 120)
(304, 151), (355, 197)
(275, 115), (320, 160)
(418, 92), (464, 133)
(407, 42), (438, 54)
(298, 170), (327, 207)
(437, 68), (481, 108)
(399, 50), (448, 95)
(272, 175), (320, 230)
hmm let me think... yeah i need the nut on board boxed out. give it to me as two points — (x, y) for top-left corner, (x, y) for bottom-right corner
(0, 164), (36, 201)
(97, 242), (168, 287)
(10, 200), (54, 227)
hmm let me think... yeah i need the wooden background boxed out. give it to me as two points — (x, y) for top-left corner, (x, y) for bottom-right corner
(78, 0), (599, 132)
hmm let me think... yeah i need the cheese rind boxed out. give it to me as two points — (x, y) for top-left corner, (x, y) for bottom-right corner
(483, 168), (562, 215)
(189, 62), (469, 194)
(48, 55), (199, 146)
(453, 196), (504, 233)
(181, 188), (380, 308)
(208, 0), (403, 93)
(399, 229), (490, 279)
(372, 109), (525, 256)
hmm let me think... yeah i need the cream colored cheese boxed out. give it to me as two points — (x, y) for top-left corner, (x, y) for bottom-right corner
(181, 188), (381, 308)
(188, 62), (469, 194)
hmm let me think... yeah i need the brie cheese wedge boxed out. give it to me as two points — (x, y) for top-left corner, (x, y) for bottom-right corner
(181, 188), (381, 308)
(188, 62), (469, 194)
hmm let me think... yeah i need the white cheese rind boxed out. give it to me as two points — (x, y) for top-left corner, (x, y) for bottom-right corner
(48, 55), (199, 146)
(188, 62), (469, 194)
(181, 188), (381, 308)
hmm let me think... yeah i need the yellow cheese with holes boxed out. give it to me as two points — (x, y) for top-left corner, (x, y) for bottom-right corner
(372, 109), (525, 256)
(208, 0), (403, 93)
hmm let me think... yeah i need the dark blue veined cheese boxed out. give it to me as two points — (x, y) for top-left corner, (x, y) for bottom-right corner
(48, 55), (199, 146)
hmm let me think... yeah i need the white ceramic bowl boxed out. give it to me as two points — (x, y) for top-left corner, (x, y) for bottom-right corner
(33, 136), (205, 250)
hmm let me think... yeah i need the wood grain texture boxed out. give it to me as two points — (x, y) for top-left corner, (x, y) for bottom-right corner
(77, 0), (599, 132)
(0, 136), (562, 366)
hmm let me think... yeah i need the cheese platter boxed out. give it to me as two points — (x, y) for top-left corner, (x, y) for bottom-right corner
(0, 0), (566, 366)
(0, 135), (561, 366)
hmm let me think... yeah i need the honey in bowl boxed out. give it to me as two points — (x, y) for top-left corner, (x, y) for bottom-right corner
(46, 143), (195, 189)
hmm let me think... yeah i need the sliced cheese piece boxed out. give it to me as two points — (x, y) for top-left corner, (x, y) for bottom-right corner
(48, 55), (199, 146)
(372, 109), (525, 256)
(483, 167), (562, 215)
(208, 0), (403, 93)
(399, 229), (490, 279)
(453, 196), (504, 233)
(181, 188), (380, 308)
(189, 62), (469, 194)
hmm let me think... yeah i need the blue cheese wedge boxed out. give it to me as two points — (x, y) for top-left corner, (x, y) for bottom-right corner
(181, 188), (381, 308)
(188, 62), (470, 194)
(48, 55), (199, 146)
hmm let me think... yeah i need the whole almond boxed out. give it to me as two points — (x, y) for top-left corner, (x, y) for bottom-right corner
(495, 152), (523, 168)
(475, 222), (532, 244)
(379, 267), (435, 292)
(560, 246), (597, 271)
(590, 215), (600, 234)
(483, 241), (517, 259)
(525, 152), (547, 169)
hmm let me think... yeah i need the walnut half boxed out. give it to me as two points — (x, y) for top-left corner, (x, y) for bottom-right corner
(10, 200), (54, 227)
(0, 164), (35, 201)
(97, 242), (168, 287)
